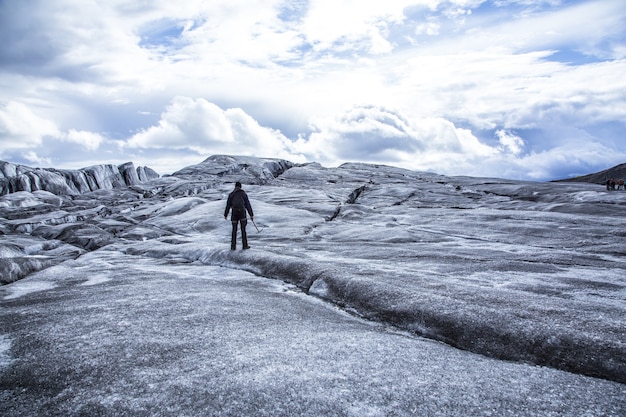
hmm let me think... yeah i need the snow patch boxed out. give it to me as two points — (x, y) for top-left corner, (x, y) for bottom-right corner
(0, 334), (12, 368)
(573, 190), (626, 203)
(81, 274), (111, 286)
(309, 277), (330, 299)
(3, 280), (56, 300)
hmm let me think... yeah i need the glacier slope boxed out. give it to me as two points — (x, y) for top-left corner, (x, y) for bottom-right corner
(1, 249), (624, 416)
(1, 155), (625, 414)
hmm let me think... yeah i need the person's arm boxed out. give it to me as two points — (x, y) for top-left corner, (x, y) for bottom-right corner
(224, 194), (232, 219)
(244, 194), (254, 219)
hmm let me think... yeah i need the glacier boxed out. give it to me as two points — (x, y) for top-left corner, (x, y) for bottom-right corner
(1, 155), (625, 416)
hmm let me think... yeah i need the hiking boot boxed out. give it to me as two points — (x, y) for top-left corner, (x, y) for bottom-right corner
(243, 246), (251, 250)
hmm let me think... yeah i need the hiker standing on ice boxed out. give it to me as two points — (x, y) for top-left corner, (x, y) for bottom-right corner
(224, 182), (254, 250)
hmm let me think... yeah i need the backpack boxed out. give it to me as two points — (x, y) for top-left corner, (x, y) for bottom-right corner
(231, 190), (246, 217)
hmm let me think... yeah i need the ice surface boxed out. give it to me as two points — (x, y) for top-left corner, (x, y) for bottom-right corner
(1, 251), (624, 416)
(0, 161), (157, 195)
(2, 278), (56, 300)
(0, 334), (12, 368)
(1, 156), (625, 415)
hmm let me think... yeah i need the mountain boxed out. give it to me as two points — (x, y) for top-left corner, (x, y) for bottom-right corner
(1, 155), (625, 399)
(554, 162), (626, 184)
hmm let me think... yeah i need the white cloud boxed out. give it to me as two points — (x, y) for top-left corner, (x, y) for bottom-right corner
(490, 140), (625, 181)
(301, 0), (413, 54)
(20, 151), (53, 166)
(63, 129), (104, 151)
(415, 21), (441, 36)
(0, 0), (624, 180)
(0, 101), (106, 162)
(496, 130), (525, 155)
(293, 105), (498, 169)
(509, 60), (626, 128)
(0, 101), (59, 152)
(292, 104), (626, 180)
(126, 97), (306, 162)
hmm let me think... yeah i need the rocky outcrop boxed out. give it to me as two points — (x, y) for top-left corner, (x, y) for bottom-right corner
(0, 161), (159, 196)
(0, 235), (85, 284)
(137, 165), (159, 182)
(172, 155), (294, 184)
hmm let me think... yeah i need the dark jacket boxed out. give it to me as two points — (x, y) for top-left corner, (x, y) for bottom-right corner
(224, 188), (254, 221)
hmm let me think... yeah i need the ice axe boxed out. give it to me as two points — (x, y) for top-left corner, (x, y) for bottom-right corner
(251, 218), (263, 233)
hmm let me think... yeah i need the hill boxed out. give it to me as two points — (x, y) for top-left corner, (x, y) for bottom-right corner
(554, 162), (626, 184)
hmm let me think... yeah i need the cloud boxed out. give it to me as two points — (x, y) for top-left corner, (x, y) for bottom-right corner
(502, 59), (626, 130)
(63, 130), (105, 151)
(126, 97), (306, 162)
(20, 151), (53, 167)
(496, 130), (525, 156)
(300, 0), (414, 55)
(293, 105), (497, 168)
(410, 1), (626, 58)
(0, 1), (624, 180)
(0, 100), (107, 164)
(491, 139), (624, 181)
(415, 20), (441, 36)
(0, 101), (59, 153)
(292, 104), (626, 181)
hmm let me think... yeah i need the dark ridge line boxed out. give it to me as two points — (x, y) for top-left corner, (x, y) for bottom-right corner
(326, 184), (368, 221)
(346, 185), (367, 204)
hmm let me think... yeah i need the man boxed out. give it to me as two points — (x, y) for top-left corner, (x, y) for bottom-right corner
(224, 182), (254, 250)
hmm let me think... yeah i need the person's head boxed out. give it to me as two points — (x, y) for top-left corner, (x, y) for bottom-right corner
(235, 181), (242, 189)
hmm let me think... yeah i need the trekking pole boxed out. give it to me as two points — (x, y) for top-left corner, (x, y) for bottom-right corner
(251, 218), (262, 233)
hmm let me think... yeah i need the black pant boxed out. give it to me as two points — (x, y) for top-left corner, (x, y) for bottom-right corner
(231, 219), (248, 249)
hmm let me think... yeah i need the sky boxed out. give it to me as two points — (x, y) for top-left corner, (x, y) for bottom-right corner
(1, 0), (625, 181)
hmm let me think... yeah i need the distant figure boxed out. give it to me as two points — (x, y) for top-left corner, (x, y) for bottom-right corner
(618, 179), (624, 190)
(607, 178), (616, 191)
(224, 182), (254, 250)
